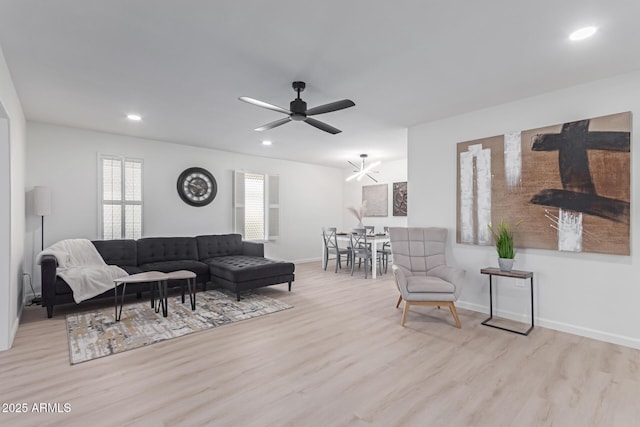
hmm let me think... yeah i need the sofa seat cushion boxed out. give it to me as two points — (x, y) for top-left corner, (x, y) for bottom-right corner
(120, 265), (143, 275)
(54, 265), (143, 295)
(206, 256), (294, 283)
(139, 260), (209, 280)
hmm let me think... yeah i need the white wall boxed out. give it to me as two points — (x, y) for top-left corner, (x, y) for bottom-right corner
(408, 69), (640, 349)
(343, 158), (408, 232)
(25, 122), (344, 296)
(0, 45), (26, 352)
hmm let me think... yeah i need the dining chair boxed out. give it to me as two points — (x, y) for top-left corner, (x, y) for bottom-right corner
(356, 225), (375, 267)
(350, 228), (382, 278)
(377, 226), (392, 274)
(322, 227), (351, 273)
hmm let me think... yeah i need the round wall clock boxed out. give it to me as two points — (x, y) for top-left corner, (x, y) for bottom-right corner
(177, 167), (217, 207)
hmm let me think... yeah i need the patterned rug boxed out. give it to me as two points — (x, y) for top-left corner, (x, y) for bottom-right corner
(66, 289), (292, 364)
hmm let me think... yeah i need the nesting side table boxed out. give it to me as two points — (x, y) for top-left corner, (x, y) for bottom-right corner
(480, 267), (534, 336)
(165, 270), (197, 311)
(114, 271), (169, 321)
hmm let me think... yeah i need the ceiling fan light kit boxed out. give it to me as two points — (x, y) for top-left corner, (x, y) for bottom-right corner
(239, 81), (355, 134)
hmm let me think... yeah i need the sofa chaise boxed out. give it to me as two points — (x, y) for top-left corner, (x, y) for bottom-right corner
(40, 234), (295, 318)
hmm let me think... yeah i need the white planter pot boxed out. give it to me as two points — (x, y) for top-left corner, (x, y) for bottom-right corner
(498, 258), (514, 272)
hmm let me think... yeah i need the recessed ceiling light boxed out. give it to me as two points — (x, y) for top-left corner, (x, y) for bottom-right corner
(262, 140), (272, 146)
(569, 26), (598, 41)
(127, 114), (142, 121)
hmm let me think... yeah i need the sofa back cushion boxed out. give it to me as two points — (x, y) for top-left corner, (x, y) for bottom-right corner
(137, 237), (199, 264)
(196, 234), (243, 259)
(92, 239), (138, 266)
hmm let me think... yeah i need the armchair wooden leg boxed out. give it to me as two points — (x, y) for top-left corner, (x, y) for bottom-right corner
(448, 302), (462, 328)
(395, 294), (403, 308)
(401, 301), (411, 327)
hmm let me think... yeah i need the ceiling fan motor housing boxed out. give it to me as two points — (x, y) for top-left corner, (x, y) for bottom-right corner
(290, 98), (307, 120)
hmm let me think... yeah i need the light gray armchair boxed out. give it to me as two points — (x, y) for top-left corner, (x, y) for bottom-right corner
(389, 227), (466, 328)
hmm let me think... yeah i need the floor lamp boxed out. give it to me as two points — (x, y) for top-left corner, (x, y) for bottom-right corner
(34, 186), (51, 251)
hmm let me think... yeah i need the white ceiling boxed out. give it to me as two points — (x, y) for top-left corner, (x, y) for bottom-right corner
(1, 1), (639, 168)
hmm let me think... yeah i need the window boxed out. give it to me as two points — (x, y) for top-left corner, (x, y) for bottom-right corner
(99, 155), (143, 240)
(234, 171), (279, 241)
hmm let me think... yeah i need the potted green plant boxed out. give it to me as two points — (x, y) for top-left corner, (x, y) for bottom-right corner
(487, 219), (523, 272)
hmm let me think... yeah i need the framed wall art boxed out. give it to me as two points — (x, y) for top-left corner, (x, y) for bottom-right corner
(456, 111), (630, 255)
(393, 182), (407, 216)
(363, 184), (388, 217)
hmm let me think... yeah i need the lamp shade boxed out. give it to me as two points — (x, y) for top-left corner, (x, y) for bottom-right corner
(34, 186), (51, 216)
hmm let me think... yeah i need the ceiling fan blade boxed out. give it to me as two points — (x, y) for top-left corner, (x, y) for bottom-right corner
(366, 174), (378, 183)
(306, 99), (355, 116)
(238, 96), (290, 115)
(255, 117), (292, 131)
(347, 161), (360, 169)
(304, 117), (341, 134)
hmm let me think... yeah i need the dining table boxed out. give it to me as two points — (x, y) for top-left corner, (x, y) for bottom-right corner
(322, 232), (390, 279)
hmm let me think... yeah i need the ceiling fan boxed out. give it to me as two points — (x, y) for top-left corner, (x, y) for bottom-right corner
(346, 154), (381, 182)
(238, 81), (355, 135)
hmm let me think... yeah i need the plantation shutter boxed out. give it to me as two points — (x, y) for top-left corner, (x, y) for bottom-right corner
(268, 174), (279, 239)
(233, 170), (279, 241)
(233, 171), (246, 237)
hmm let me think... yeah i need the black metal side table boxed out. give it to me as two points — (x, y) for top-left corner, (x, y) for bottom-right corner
(480, 267), (534, 336)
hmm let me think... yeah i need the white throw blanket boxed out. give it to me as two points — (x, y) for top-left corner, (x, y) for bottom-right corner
(37, 239), (128, 303)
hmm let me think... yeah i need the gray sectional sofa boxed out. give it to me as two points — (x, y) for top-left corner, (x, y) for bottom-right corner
(40, 234), (295, 317)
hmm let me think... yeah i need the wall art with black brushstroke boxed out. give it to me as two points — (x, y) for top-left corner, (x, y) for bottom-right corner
(456, 111), (630, 255)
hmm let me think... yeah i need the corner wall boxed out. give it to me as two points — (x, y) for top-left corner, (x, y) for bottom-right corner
(25, 122), (344, 296)
(408, 69), (640, 348)
(0, 45), (26, 352)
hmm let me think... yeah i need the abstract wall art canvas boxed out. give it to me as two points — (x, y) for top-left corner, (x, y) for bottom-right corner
(456, 111), (630, 255)
(363, 184), (388, 217)
(393, 182), (407, 216)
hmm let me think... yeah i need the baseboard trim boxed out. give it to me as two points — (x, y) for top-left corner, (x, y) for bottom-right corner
(456, 300), (640, 350)
(294, 257), (322, 264)
(11, 315), (19, 338)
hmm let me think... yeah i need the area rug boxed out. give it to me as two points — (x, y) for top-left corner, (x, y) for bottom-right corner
(66, 289), (292, 364)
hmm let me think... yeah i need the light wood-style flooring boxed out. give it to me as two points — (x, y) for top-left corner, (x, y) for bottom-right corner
(1, 261), (639, 426)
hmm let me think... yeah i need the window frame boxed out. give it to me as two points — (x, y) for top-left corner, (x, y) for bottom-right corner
(98, 154), (144, 240)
